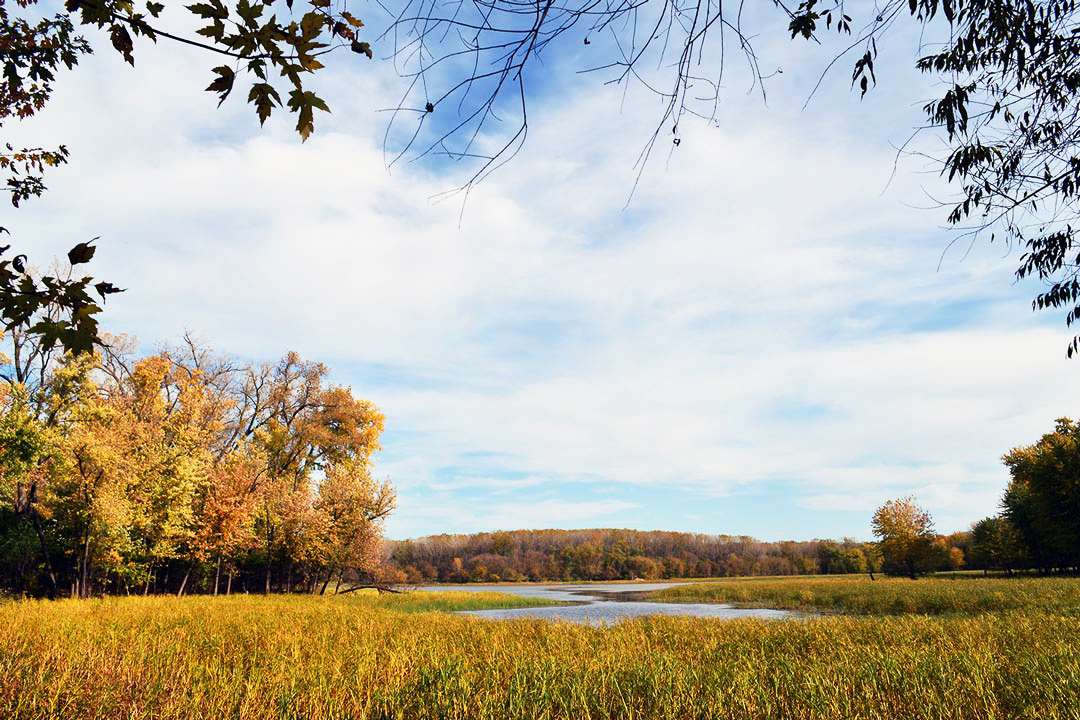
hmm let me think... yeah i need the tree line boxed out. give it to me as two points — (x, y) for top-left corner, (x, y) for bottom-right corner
(966, 418), (1080, 575)
(0, 330), (394, 598)
(384, 528), (969, 583)
(864, 418), (1080, 579)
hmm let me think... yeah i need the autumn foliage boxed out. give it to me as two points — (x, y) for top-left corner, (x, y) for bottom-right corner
(386, 529), (886, 583)
(0, 332), (394, 597)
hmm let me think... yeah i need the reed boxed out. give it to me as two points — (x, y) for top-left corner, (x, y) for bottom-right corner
(0, 586), (1077, 719)
(648, 575), (1080, 615)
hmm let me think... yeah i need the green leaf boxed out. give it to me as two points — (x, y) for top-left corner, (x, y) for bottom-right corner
(196, 20), (226, 41)
(299, 11), (326, 41)
(236, 0), (264, 28)
(287, 89), (329, 141)
(186, 2), (229, 19)
(247, 82), (281, 126)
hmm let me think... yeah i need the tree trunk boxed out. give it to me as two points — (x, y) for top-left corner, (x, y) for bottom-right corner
(214, 554), (222, 596)
(264, 522), (273, 594)
(319, 566), (336, 596)
(80, 534), (92, 599)
(28, 512), (59, 596)
(177, 565), (192, 597)
(226, 570), (233, 595)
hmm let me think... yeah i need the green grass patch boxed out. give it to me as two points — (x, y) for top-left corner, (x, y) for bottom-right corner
(359, 589), (569, 613)
(648, 574), (1080, 615)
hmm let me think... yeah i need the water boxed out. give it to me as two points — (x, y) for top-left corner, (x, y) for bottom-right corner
(417, 582), (803, 624)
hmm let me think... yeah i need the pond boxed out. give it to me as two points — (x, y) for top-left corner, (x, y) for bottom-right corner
(417, 582), (804, 624)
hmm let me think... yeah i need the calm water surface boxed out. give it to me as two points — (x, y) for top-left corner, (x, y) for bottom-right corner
(417, 582), (802, 624)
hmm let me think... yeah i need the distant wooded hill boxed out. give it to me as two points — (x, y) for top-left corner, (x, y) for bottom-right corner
(383, 528), (967, 583)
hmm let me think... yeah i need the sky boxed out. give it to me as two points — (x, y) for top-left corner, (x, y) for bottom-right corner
(8, 2), (1080, 541)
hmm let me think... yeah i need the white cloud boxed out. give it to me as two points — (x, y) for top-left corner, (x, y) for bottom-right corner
(8, 19), (1076, 539)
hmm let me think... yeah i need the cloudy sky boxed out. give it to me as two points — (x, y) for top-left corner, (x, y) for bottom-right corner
(10, 2), (1080, 540)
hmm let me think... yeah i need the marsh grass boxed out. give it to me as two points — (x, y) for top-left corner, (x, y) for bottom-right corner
(0, 588), (1078, 719)
(359, 590), (569, 613)
(648, 575), (1080, 615)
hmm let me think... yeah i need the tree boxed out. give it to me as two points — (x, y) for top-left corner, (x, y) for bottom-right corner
(387, 0), (1080, 352)
(313, 459), (395, 593)
(1002, 418), (1080, 571)
(386, 529), (884, 582)
(4, 0), (373, 178)
(11, 0), (1080, 359)
(0, 244), (123, 357)
(872, 497), (940, 578)
(0, 377), (65, 593)
(817, 541), (871, 575)
(969, 515), (1027, 573)
(0, 331), (395, 597)
(2, 0), (373, 353)
(196, 444), (263, 594)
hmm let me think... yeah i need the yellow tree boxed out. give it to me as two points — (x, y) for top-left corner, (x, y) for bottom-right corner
(56, 362), (139, 598)
(312, 459), (395, 594)
(2, 335), (393, 596)
(247, 354), (385, 593)
(871, 497), (941, 579)
(105, 356), (221, 595)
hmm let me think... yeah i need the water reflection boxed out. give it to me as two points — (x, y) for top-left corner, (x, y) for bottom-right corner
(417, 582), (803, 624)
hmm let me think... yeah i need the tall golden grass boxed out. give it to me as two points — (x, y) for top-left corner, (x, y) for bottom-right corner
(1, 582), (1078, 719)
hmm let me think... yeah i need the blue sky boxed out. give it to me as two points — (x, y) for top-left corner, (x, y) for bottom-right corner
(9, 2), (1080, 541)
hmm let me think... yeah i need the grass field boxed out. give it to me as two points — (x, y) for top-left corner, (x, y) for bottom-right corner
(647, 574), (1080, 615)
(1, 580), (1079, 720)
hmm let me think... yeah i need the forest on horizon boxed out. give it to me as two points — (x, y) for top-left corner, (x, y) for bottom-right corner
(383, 527), (966, 583)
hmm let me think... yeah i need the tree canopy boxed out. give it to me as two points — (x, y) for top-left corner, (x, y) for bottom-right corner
(963, 417), (1080, 575)
(0, 330), (394, 597)
(1001, 418), (1080, 571)
(872, 497), (951, 578)
(379, 0), (1080, 351)
(6, 0), (1080, 353)
(2, 0), (374, 356)
(385, 529), (884, 583)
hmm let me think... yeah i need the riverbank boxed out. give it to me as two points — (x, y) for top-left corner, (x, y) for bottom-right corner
(416, 581), (803, 623)
(645, 575), (1080, 615)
